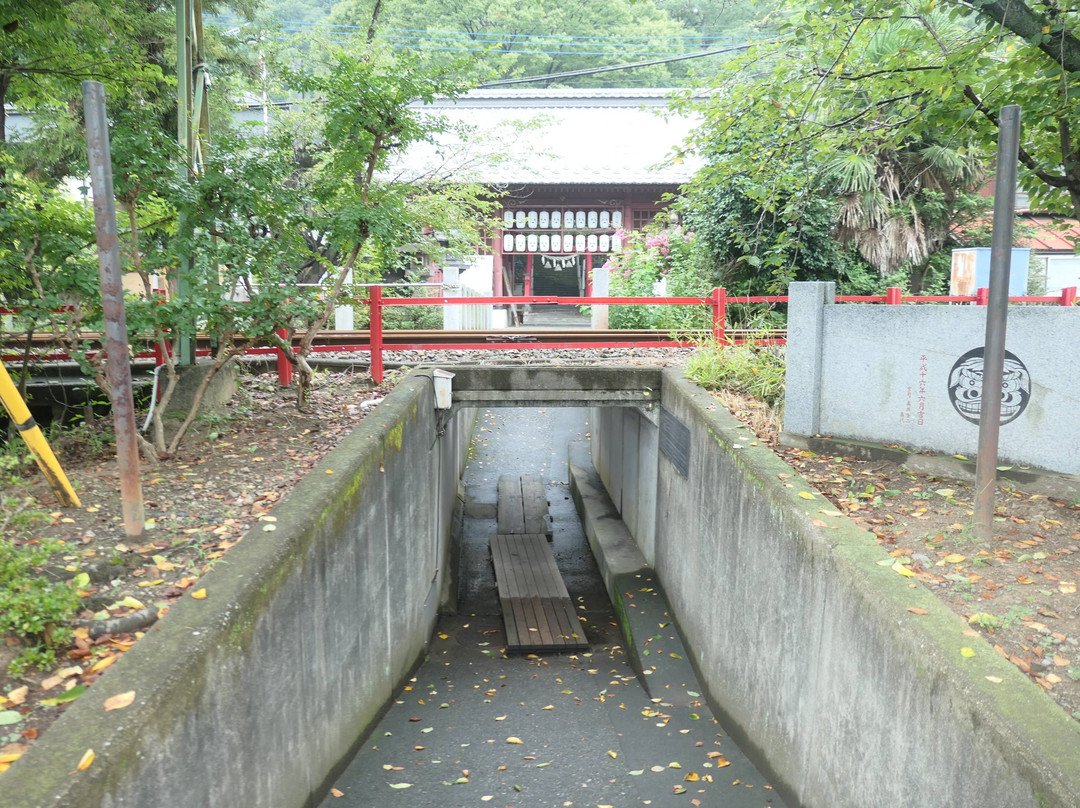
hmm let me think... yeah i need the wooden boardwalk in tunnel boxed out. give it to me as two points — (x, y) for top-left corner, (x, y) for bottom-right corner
(489, 533), (588, 653)
(497, 474), (552, 537)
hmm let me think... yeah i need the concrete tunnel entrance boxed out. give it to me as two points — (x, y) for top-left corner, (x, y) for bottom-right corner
(12, 364), (1074, 808)
(314, 391), (788, 808)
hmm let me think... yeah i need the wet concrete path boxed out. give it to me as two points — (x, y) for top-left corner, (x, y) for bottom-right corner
(318, 409), (785, 808)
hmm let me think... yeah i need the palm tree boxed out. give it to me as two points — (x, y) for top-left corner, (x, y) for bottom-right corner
(823, 139), (986, 284)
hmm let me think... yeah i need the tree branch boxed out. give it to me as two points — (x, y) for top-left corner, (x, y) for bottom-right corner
(957, 0), (1080, 74)
(961, 84), (1070, 188)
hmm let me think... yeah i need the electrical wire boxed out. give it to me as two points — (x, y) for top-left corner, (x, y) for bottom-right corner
(478, 42), (756, 86)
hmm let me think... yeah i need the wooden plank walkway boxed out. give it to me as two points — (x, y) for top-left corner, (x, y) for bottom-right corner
(489, 533), (588, 653)
(497, 474), (552, 537)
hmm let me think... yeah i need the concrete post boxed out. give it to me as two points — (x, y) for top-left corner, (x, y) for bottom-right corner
(591, 263), (609, 329)
(334, 269), (354, 330)
(782, 281), (835, 435)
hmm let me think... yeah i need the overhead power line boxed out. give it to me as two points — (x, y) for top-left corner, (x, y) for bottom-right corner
(478, 42), (756, 86)
(211, 15), (766, 46)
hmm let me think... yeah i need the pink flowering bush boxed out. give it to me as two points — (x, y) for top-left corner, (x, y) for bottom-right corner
(606, 220), (711, 330)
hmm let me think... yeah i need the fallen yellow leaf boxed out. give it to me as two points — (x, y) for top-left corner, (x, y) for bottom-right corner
(77, 749), (95, 771)
(960, 647), (976, 658)
(7, 686), (28, 706)
(506, 737), (523, 744)
(892, 561), (915, 577)
(104, 691), (136, 712)
(607, 750), (617, 759)
(797, 491), (815, 500)
(330, 788), (344, 798)
(191, 589), (208, 600)
(90, 655), (118, 674)
(943, 554), (966, 564)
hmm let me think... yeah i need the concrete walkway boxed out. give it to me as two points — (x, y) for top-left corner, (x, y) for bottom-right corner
(516, 304), (591, 329)
(318, 409), (784, 807)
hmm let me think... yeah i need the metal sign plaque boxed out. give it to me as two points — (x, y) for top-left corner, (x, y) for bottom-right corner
(659, 406), (691, 478)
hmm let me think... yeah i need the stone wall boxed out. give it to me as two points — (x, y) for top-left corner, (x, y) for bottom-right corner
(4, 372), (475, 808)
(589, 369), (1080, 808)
(784, 281), (1080, 474)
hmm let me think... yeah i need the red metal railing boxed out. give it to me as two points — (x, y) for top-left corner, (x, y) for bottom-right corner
(4, 285), (1077, 386)
(336, 284), (1077, 384)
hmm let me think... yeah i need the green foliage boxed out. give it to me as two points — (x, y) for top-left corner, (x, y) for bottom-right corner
(0, 442), (85, 666)
(680, 0), (1080, 233)
(0, 536), (80, 675)
(680, 172), (882, 296)
(329, 0), (700, 87)
(685, 338), (786, 406)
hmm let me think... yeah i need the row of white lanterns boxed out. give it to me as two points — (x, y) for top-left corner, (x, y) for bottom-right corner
(502, 233), (624, 253)
(503, 210), (623, 230)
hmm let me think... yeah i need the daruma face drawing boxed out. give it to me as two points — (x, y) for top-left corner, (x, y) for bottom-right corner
(947, 347), (1031, 425)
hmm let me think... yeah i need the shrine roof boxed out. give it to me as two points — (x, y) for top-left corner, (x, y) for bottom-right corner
(393, 88), (703, 186)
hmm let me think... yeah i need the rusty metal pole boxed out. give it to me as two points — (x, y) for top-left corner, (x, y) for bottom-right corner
(973, 104), (1021, 541)
(83, 80), (145, 539)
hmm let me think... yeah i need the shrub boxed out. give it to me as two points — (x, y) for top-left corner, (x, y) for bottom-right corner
(606, 221), (712, 330)
(0, 537), (80, 674)
(685, 338), (786, 407)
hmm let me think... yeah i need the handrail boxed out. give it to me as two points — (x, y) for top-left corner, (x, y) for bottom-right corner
(3, 285), (1076, 386)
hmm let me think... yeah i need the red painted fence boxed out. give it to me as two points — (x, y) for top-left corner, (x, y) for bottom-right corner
(4, 286), (1077, 387)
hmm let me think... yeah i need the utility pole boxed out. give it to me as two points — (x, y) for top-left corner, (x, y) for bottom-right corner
(83, 81), (145, 538)
(176, 0), (211, 365)
(973, 105), (1021, 541)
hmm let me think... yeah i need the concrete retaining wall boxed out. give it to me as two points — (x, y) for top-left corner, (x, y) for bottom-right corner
(589, 406), (658, 563)
(591, 369), (1080, 808)
(784, 281), (1080, 475)
(5, 372), (474, 808)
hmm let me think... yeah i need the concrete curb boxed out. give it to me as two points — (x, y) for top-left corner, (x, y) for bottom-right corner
(779, 431), (1080, 500)
(586, 369), (1080, 807)
(567, 443), (700, 706)
(2, 372), (472, 808)
(672, 371), (1080, 807)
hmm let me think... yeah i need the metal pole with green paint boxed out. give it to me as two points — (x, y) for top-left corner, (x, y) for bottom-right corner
(175, 0), (211, 366)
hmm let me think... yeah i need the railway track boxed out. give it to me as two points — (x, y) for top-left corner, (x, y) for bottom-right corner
(2, 328), (785, 356)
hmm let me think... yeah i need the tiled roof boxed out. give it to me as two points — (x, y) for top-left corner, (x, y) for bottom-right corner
(1016, 215), (1080, 252)
(393, 88), (703, 186)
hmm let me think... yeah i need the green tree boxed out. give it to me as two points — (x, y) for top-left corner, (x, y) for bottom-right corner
(680, 170), (882, 297)
(685, 0), (1080, 228)
(329, 0), (697, 86)
(269, 43), (498, 403)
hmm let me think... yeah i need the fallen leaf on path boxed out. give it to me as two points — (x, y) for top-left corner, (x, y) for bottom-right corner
(506, 736), (523, 744)
(104, 691), (135, 711)
(76, 749), (95, 771)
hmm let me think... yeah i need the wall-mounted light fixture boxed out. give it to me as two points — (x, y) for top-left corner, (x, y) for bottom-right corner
(432, 369), (455, 409)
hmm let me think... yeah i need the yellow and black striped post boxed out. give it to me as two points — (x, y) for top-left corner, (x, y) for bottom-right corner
(0, 361), (81, 508)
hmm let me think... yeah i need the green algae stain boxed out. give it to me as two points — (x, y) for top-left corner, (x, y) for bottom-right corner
(387, 421), (404, 453)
